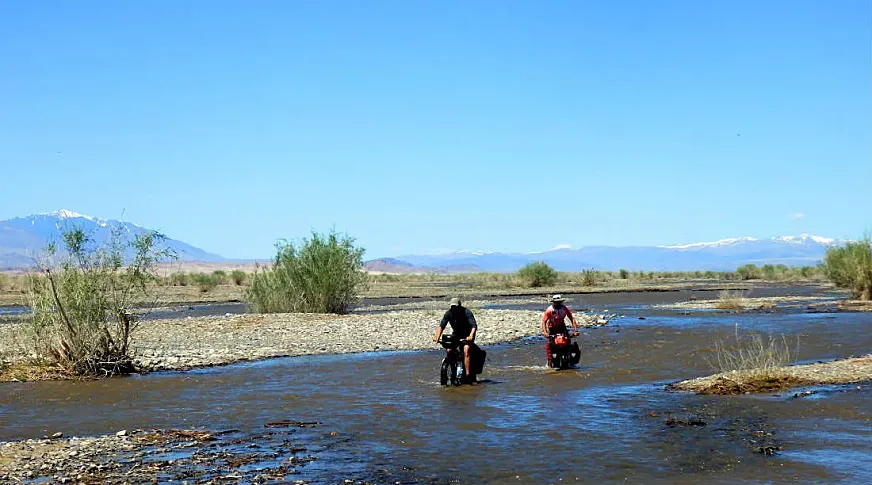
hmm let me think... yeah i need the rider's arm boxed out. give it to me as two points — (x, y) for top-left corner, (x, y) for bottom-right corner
(566, 306), (579, 334)
(466, 309), (477, 341)
(434, 312), (449, 342)
(541, 309), (551, 337)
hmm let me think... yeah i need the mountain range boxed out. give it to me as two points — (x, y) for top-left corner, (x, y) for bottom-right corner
(371, 235), (837, 273)
(0, 210), (224, 269)
(0, 210), (839, 272)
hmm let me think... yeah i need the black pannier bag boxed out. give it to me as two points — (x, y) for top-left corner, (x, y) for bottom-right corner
(570, 341), (581, 365)
(472, 346), (487, 374)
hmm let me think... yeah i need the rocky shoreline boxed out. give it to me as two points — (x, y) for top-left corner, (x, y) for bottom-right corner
(0, 424), (382, 484)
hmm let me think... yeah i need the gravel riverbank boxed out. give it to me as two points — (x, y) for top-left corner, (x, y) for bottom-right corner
(1, 309), (610, 377)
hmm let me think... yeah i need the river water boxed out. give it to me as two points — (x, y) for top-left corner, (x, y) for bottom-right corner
(1, 303), (870, 484)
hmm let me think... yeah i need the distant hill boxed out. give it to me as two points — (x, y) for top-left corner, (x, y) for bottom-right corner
(0, 210), (225, 269)
(388, 235), (839, 272)
(364, 258), (481, 274)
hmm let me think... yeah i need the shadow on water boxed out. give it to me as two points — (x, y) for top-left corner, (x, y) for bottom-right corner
(1, 311), (870, 484)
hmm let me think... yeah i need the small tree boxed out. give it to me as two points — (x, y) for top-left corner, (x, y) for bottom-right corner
(618, 269), (629, 279)
(823, 237), (872, 300)
(516, 261), (558, 288)
(246, 230), (368, 313)
(23, 227), (174, 376)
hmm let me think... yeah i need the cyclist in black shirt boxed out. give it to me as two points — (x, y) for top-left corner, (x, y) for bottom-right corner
(433, 297), (479, 383)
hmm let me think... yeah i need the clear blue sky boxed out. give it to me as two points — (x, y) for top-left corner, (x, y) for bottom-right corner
(1, 1), (869, 259)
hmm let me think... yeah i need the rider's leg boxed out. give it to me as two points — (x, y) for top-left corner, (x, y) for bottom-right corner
(545, 340), (553, 368)
(463, 344), (472, 376)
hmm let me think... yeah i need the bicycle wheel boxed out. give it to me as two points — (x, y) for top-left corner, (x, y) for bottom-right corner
(449, 360), (460, 386)
(440, 359), (450, 386)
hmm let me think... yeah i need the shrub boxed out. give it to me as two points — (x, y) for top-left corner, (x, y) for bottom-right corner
(0, 273), (7, 291)
(618, 269), (629, 279)
(211, 270), (228, 285)
(21, 226), (174, 376)
(736, 264), (762, 280)
(231, 270), (247, 286)
(246, 230), (368, 314)
(191, 273), (218, 293)
(822, 237), (872, 300)
(516, 262), (558, 288)
(581, 269), (600, 286)
(170, 272), (190, 286)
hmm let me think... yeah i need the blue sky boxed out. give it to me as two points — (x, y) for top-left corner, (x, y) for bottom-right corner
(1, 1), (869, 259)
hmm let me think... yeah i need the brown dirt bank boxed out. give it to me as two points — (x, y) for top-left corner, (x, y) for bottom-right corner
(670, 355), (872, 394)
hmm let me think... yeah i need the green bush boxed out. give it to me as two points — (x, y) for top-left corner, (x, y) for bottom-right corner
(191, 273), (218, 293)
(581, 269), (600, 286)
(211, 270), (228, 285)
(246, 230), (368, 314)
(736, 264), (762, 280)
(231, 270), (247, 286)
(22, 226), (174, 376)
(516, 261), (558, 288)
(618, 269), (629, 279)
(823, 237), (872, 300)
(170, 272), (189, 286)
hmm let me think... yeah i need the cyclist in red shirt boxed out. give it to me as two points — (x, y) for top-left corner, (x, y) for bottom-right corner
(541, 294), (580, 368)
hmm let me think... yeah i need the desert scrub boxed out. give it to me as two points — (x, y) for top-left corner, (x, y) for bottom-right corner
(516, 262), (558, 288)
(231, 270), (247, 286)
(823, 237), (872, 300)
(19, 226), (174, 377)
(211, 270), (228, 285)
(246, 230), (368, 314)
(191, 273), (219, 293)
(580, 269), (601, 286)
(169, 272), (190, 286)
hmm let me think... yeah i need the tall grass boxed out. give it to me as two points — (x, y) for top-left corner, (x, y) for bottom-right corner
(823, 237), (872, 300)
(246, 230), (368, 314)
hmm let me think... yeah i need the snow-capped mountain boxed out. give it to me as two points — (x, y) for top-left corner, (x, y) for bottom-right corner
(659, 234), (835, 250)
(0, 210), (224, 268)
(390, 235), (839, 272)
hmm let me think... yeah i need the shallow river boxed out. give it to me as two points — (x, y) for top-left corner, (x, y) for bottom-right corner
(1, 308), (870, 484)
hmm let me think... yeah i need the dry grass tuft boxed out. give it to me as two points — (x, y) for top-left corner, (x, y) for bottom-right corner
(715, 289), (747, 310)
(711, 324), (795, 374)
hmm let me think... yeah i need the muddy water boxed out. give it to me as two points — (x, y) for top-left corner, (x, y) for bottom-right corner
(1, 310), (870, 484)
